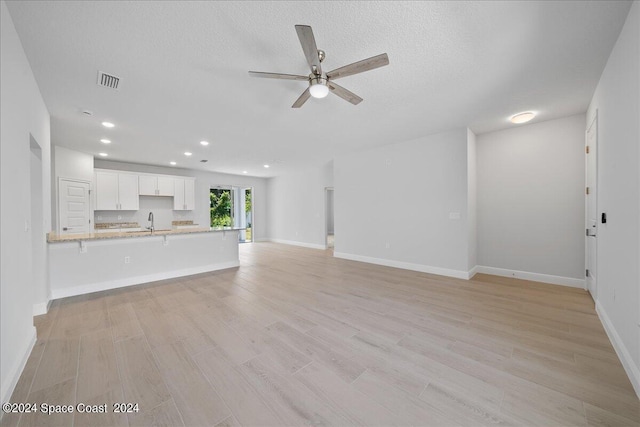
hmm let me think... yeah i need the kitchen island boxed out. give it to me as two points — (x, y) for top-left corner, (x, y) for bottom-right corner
(48, 227), (242, 299)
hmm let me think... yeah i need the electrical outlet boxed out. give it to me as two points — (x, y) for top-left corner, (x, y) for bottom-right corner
(385, 242), (390, 249)
(79, 241), (87, 253)
(124, 256), (130, 264)
(449, 212), (461, 220)
(117, 215), (122, 220)
(163, 236), (169, 246)
(97, 215), (102, 220)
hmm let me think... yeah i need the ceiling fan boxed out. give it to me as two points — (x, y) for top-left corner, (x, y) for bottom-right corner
(249, 25), (389, 108)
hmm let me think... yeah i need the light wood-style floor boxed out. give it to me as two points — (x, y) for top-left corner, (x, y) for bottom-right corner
(3, 243), (639, 427)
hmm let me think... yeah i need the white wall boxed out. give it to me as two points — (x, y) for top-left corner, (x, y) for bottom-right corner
(266, 162), (334, 249)
(1, 0), (51, 404)
(52, 145), (94, 231)
(586, 1), (639, 396)
(476, 114), (586, 285)
(334, 128), (473, 278)
(94, 160), (269, 241)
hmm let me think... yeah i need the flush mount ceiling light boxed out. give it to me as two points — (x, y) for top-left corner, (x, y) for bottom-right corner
(263, 164), (270, 168)
(200, 140), (209, 146)
(101, 121), (115, 128)
(243, 171), (248, 174)
(100, 139), (111, 144)
(510, 112), (536, 124)
(98, 152), (108, 157)
(170, 161), (176, 166)
(184, 152), (192, 156)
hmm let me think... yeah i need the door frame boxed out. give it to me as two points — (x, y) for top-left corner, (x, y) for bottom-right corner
(585, 111), (598, 298)
(240, 186), (254, 243)
(57, 177), (92, 234)
(324, 187), (334, 249)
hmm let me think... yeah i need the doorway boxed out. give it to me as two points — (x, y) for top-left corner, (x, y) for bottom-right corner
(210, 186), (253, 243)
(586, 112), (598, 299)
(325, 187), (334, 249)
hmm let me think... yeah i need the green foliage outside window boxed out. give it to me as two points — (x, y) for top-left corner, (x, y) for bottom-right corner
(210, 190), (232, 227)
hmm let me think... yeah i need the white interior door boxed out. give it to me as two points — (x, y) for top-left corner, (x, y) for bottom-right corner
(59, 179), (91, 234)
(586, 115), (598, 298)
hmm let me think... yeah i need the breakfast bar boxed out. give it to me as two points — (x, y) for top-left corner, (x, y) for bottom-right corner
(47, 227), (242, 299)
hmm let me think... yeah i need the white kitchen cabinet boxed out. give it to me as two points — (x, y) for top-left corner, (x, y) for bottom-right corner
(118, 174), (139, 210)
(95, 171), (139, 210)
(174, 178), (195, 210)
(139, 175), (174, 196)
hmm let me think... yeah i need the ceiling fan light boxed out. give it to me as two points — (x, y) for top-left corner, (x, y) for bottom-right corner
(309, 77), (329, 99)
(309, 84), (329, 98)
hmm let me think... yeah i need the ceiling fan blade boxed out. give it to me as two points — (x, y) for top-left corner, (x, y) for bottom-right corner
(292, 87), (311, 108)
(328, 82), (363, 105)
(295, 25), (322, 75)
(326, 53), (389, 80)
(248, 71), (308, 81)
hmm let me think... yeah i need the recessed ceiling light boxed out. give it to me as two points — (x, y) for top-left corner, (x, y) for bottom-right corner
(184, 152), (192, 156)
(263, 164), (270, 168)
(100, 139), (111, 144)
(98, 152), (108, 157)
(243, 171), (248, 174)
(510, 112), (536, 124)
(170, 161), (176, 166)
(101, 121), (115, 128)
(200, 140), (209, 146)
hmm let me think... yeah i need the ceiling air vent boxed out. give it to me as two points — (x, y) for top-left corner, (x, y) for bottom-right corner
(97, 71), (120, 90)
(200, 160), (208, 163)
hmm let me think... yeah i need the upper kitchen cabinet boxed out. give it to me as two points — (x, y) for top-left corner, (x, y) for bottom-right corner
(95, 170), (139, 210)
(174, 178), (195, 210)
(139, 175), (174, 196)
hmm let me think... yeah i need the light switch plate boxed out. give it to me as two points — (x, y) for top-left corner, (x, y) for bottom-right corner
(449, 212), (461, 220)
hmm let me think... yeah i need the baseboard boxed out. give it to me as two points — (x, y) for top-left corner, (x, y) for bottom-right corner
(596, 301), (640, 399)
(1, 326), (37, 406)
(475, 266), (585, 289)
(467, 265), (479, 279)
(334, 252), (469, 279)
(32, 299), (52, 316)
(268, 238), (326, 250)
(50, 261), (240, 300)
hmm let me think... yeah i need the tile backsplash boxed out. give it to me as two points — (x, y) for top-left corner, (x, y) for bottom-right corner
(95, 196), (196, 230)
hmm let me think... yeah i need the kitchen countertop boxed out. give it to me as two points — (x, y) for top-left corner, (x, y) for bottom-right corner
(47, 227), (244, 243)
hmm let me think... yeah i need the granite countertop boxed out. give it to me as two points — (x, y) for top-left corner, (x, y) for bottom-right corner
(47, 226), (244, 243)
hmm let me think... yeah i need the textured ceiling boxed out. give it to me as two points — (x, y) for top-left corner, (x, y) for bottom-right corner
(6, 1), (632, 177)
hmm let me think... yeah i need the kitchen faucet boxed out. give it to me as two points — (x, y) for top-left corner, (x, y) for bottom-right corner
(147, 212), (154, 233)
